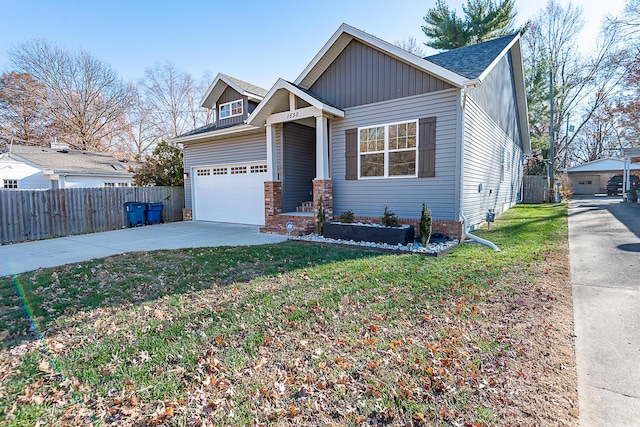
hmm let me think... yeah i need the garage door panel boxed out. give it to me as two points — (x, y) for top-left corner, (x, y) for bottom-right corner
(193, 163), (267, 225)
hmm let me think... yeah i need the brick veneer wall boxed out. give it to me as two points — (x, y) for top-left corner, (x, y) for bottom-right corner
(182, 208), (192, 221)
(351, 216), (463, 241)
(313, 179), (333, 230)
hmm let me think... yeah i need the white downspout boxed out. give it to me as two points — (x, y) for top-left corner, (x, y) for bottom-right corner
(459, 82), (500, 251)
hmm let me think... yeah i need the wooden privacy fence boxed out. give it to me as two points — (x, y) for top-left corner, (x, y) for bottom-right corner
(0, 186), (184, 244)
(522, 175), (549, 204)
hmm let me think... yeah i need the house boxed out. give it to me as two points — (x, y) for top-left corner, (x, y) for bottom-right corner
(0, 143), (137, 189)
(173, 24), (531, 239)
(565, 158), (640, 195)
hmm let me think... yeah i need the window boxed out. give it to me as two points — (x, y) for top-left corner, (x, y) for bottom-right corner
(196, 168), (211, 176)
(359, 120), (418, 178)
(3, 179), (17, 189)
(230, 166), (247, 174)
(117, 183), (128, 187)
(250, 164), (268, 173)
(104, 182), (115, 187)
(212, 167), (227, 175)
(219, 100), (243, 119)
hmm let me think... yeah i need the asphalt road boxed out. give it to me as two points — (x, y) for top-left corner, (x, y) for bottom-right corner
(569, 196), (640, 426)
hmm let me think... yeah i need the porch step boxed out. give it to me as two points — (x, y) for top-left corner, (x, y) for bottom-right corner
(296, 201), (314, 213)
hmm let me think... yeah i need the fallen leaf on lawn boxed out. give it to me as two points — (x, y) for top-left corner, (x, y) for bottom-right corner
(38, 359), (54, 374)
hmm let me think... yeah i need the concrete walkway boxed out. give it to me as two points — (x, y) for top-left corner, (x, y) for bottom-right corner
(0, 221), (288, 277)
(569, 196), (640, 426)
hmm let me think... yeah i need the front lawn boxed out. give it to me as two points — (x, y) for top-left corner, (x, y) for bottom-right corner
(0, 204), (576, 426)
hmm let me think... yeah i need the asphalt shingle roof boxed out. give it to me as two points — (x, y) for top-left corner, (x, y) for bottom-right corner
(221, 74), (269, 98)
(424, 33), (518, 80)
(7, 145), (136, 175)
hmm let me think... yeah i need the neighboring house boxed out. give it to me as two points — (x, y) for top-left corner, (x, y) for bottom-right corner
(565, 158), (640, 195)
(174, 24), (530, 239)
(0, 144), (137, 189)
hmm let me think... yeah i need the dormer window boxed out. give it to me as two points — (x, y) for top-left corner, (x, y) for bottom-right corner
(219, 100), (243, 119)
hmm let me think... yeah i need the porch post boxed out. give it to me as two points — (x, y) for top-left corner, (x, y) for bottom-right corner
(266, 124), (278, 181)
(316, 115), (329, 180)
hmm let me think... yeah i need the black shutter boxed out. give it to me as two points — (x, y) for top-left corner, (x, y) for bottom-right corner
(418, 117), (436, 178)
(345, 128), (358, 180)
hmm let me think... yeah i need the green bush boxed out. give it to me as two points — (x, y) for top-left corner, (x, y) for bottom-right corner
(420, 202), (432, 245)
(337, 210), (355, 223)
(380, 206), (399, 227)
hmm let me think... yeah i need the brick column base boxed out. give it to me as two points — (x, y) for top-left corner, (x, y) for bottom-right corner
(313, 179), (333, 233)
(182, 208), (192, 221)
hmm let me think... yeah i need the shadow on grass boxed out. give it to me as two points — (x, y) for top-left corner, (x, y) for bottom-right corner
(0, 241), (388, 347)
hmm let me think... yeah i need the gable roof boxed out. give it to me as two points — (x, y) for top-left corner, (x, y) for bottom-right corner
(566, 158), (640, 173)
(201, 73), (269, 109)
(247, 79), (344, 127)
(424, 34), (519, 80)
(294, 24), (468, 89)
(6, 145), (136, 176)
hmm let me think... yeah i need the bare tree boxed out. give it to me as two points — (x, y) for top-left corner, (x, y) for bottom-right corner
(394, 36), (428, 57)
(523, 0), (626, 166)
(7, 40), (134, 151)
(137, 63), (211, 140)
(0, 71), (50, 144)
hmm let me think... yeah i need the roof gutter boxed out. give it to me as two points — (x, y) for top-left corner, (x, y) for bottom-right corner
(459, 79), (500, 251)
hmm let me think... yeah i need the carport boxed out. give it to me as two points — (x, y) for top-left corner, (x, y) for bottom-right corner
(566, 158), (640, 195)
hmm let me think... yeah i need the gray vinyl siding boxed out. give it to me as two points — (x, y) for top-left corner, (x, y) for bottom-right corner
(216, 86), (248, 128)
(183, 130), (274, 209)
(331, 89), (460, 221)
(462, 97), (523, 229)
(468, 52), (521, 145)
(282, 123), (315, 212)
(310, 40), (453, 109)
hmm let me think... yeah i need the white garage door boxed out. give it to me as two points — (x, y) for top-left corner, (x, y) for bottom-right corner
(193, 162), (268, 225)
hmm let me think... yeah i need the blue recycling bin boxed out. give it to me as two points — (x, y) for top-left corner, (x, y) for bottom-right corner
(145, 203), (164, 225)
(124, 202), (145, 227)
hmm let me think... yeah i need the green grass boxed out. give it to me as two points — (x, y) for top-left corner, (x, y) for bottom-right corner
(0, 203), (569, 426)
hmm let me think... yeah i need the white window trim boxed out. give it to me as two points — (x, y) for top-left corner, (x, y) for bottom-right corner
(3, 179), (18, 189)
(219, 99), (243, 119)
(357, 119), (419, 179)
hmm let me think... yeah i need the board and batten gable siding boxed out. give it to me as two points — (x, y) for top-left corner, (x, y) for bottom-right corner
(183, 129), (278, 209)
(216, 86), (249, 128)
(331, 89), (461, 221)
(310, 40), (454, 109)
(467, 52), (522, 146)
(462, 97), (523, 228)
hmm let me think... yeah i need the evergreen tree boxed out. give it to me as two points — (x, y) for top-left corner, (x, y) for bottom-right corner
(133, 141), (183, 187)
(422, 0), (517, 50)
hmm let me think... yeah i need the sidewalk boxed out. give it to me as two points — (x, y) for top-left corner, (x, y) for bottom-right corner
(569, 196), (640, 426)
(0, 222), (288, 277)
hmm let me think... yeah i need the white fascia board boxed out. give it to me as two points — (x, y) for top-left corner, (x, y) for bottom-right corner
(247, 79), (344, 127)
(294, 23), (466, 89)
(172, 124), (262, 144)
(476, 34), (520, 82)
(200, 73), (264, 108)
(508, 38), (531, 155)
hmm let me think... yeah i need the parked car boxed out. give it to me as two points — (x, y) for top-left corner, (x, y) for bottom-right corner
(606, 175), (640, 195)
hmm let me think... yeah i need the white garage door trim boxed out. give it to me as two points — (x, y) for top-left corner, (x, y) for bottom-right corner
(192, 160), (268, 225)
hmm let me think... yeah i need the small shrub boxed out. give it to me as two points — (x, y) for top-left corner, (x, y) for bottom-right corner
(420, 202), (432, 245)
(380, 206), (399, 227)
(558, 174), (574, 201)
(337, 210), (355, 223)
(316, 196), (326, 235)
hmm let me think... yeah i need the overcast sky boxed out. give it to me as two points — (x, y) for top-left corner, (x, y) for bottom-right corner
(0, 0), (627, 91)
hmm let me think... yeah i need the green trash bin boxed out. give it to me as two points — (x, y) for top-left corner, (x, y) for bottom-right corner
(145, 203), (164, 225)
(124, 202), (145, 227)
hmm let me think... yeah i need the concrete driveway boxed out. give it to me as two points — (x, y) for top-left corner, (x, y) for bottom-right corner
(569, 196), (640, 425)
(0, 221), (288, 277)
